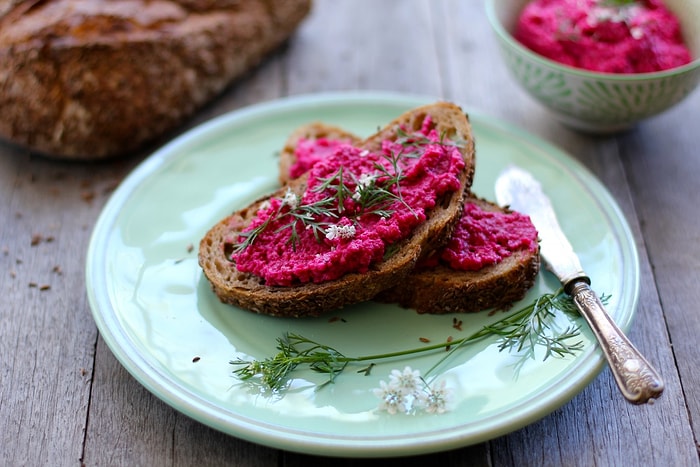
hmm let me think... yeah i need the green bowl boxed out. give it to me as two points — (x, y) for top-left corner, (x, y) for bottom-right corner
(486, 0), (700, 133)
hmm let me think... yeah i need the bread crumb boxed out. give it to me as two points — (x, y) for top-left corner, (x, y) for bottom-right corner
(445, 335), (453, 351)
(81, 190), (96, 203)
(39, 284), (51, 291)
(28, 282), (37, 288)
(419, 337), (430, 343)
(52, 265), (63, 275)
(30, 234), (55, 246)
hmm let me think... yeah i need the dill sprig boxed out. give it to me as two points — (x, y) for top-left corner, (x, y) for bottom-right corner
(231, 142), (429, 255)
(599, 0), (638, 7)
(393, 127), (461, 156)
(490, 292), (585, 359)
(231, 288), (604, 392)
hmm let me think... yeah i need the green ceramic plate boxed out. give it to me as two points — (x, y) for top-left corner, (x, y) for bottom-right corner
(86, 92), (639, 457)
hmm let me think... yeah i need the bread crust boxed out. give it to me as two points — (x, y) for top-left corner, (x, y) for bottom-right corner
(0, 0), (311, 159)
(198, 102), (476, 317)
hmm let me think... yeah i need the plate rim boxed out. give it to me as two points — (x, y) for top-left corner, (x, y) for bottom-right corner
(86, 90), (640, 457)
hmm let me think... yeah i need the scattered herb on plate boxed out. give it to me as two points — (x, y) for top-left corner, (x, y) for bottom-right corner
(231, 288), (606, 396)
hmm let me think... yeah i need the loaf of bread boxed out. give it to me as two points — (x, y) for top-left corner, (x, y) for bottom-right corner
(0, 0), (312, 159)
(279, 121), (541, 314)
(198, 102), (476, 317)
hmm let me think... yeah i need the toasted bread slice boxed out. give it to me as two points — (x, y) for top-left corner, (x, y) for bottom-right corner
(198, 102), (476, 317)
(279, 124), (540, 314)
(376, 198), (540, 314)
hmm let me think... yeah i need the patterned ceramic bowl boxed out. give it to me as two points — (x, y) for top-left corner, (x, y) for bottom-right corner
(486, 0), (700, 133)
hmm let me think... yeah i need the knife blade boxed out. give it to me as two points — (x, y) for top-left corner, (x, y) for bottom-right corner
(495, 165), (664, 404)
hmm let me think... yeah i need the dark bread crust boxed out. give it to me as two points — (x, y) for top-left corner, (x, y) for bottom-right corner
(0, 0), (311, 159)
(198, 102), (476, 317)
(377, 197), (540, 314)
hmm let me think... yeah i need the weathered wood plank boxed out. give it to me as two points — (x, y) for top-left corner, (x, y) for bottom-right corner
(0, 151), (125, 466)
(621, 94), (700, 446)
(286, 0), (441, 96)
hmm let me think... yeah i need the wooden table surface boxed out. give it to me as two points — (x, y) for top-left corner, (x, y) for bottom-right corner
(2, 1), (699, 465)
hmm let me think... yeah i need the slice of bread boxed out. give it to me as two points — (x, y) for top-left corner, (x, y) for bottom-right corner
(376, 198), (540, 314)
(198, 102), (476, 317)
(279, 123), (540, 314)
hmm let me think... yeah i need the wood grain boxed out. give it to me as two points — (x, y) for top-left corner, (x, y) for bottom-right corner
(1, 1), (699, 466)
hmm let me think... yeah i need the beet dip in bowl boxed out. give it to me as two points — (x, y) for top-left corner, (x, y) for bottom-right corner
(486, 0), (700, 133)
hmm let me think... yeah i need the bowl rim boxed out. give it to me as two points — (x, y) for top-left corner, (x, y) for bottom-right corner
(484, 0), (700, 80)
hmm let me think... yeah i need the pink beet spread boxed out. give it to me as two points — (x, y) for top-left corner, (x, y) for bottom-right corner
(288, 137), (351, 179)
(419, 202), (539, 271)
(229, 116), (466, 286)
(515, 0), (692, 73)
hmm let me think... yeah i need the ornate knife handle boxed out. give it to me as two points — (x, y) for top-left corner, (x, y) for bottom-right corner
(568, 280), (664, 404)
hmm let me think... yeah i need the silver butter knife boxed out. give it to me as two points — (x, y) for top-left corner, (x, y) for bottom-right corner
(495, 165), (664, 404)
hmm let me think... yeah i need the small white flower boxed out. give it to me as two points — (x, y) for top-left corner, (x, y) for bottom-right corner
(324, 223), (356, 241)
(388, 366), (421, 394)
(630, 26), (643, 40)
(281, 188), (298, 209)
(373, 380), (406, 414)
(373, 367), (454, 415)
(359, 149), (370, 157)
(357, 172), (376, 187)
(353, 173), (376, 201)
(418, 379), (453, 414)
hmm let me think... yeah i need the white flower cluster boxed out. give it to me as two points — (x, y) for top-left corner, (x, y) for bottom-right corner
(373, 366), (452, 415)
(588, 2), (643, 38)
(352, 172), (377, 201)
(324, 223), (356, 241)
(281, 188), (299, 209)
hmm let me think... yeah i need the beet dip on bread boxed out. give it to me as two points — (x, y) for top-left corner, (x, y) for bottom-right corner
(228, 115), (465, 286)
